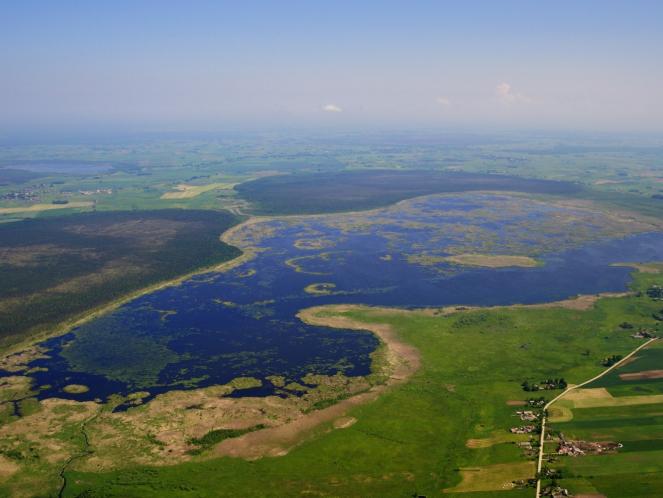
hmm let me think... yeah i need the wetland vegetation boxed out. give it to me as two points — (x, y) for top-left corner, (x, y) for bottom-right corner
(1, 187), (663, 496)
(50, 268), (663, 498)
(1, 134), (663, 497)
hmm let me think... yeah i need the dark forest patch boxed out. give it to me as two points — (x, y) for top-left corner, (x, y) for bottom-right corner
(235, 170), (582, 214)
(0, 209), (241, 347)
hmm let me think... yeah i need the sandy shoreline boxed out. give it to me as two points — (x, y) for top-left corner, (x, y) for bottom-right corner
(209, 305), (420, 459)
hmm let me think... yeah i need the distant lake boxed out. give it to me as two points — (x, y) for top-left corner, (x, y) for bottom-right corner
(1, 160), (116, 174)
(10, 194), (663, 407)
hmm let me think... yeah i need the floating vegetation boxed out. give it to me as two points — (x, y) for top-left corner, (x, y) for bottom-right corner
(408, 253), (541, 268)
(60, 325), (180, 389)
(227, 377), (262, 390)
(285, 253), (334, 275)
(266, 375), (286, 387)
(294, 238), (337, 250)
(304, 283), (337, 295)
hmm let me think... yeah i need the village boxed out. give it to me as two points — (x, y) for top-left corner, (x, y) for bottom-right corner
(507, 391), (623, 498)
(0, 186), (113, 203)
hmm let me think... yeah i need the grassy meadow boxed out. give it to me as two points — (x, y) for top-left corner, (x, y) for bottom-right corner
(50, 269), (663, 498)
(547, 335), (663, 496)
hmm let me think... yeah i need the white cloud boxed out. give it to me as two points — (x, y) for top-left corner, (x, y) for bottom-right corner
(496, 82), (531, 104)
(435, 96), (451, 106)
(322, 103), (342, 113)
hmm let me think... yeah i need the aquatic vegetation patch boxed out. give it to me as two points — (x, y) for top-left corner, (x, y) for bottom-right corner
(235, 268), (256, 278)
(285, 253), (334, 275)
(438, 253), (540, 268)
(407, 252), (540, 268)
(60, 328), (180, 389)
(304, 282), (337, 295)
(294, 238), (337, 250)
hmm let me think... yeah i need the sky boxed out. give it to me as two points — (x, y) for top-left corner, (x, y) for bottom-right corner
(2, 0), (663, 134)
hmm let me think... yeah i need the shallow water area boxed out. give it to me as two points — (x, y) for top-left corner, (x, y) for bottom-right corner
(7, 193), (663, 406)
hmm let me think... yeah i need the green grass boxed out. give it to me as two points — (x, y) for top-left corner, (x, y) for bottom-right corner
(547, 280), (663, 497)
(47, 271), (663, 497)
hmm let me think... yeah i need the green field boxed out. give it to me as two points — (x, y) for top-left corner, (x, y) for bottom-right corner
(543, 274), (663, 497)
(39, 270), (662, 498)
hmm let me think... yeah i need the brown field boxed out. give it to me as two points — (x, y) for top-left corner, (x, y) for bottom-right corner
(160, 183), (236, 199)
(619, 369), (663, 381)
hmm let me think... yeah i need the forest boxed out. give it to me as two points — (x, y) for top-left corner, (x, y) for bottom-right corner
(0, 209), (241, 347)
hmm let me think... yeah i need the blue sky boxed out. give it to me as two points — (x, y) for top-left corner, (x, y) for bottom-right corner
(2, 1), (662, 133)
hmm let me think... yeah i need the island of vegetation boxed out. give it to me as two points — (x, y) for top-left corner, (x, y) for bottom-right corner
(61, 384), (90, 394)
(439, 253), (540, 268)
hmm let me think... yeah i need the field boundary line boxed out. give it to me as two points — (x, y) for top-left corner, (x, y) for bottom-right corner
(534, 337), (658, 498)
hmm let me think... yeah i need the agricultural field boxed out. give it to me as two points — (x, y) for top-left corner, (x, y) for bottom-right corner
(545, 269), (663, 497)
(3, 135), (663, 219)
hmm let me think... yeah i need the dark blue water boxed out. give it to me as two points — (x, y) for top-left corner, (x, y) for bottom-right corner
(7, 194), (663, 407)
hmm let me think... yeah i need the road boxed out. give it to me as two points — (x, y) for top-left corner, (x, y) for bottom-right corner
(534, 337), (658, 498)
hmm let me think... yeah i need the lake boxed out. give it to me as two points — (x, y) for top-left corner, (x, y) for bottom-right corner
(10, 193), (663, 407)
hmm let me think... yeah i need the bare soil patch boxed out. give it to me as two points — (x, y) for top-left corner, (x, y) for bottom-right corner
(333, 417), (357, 429)
(620, 369), (663, 381)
